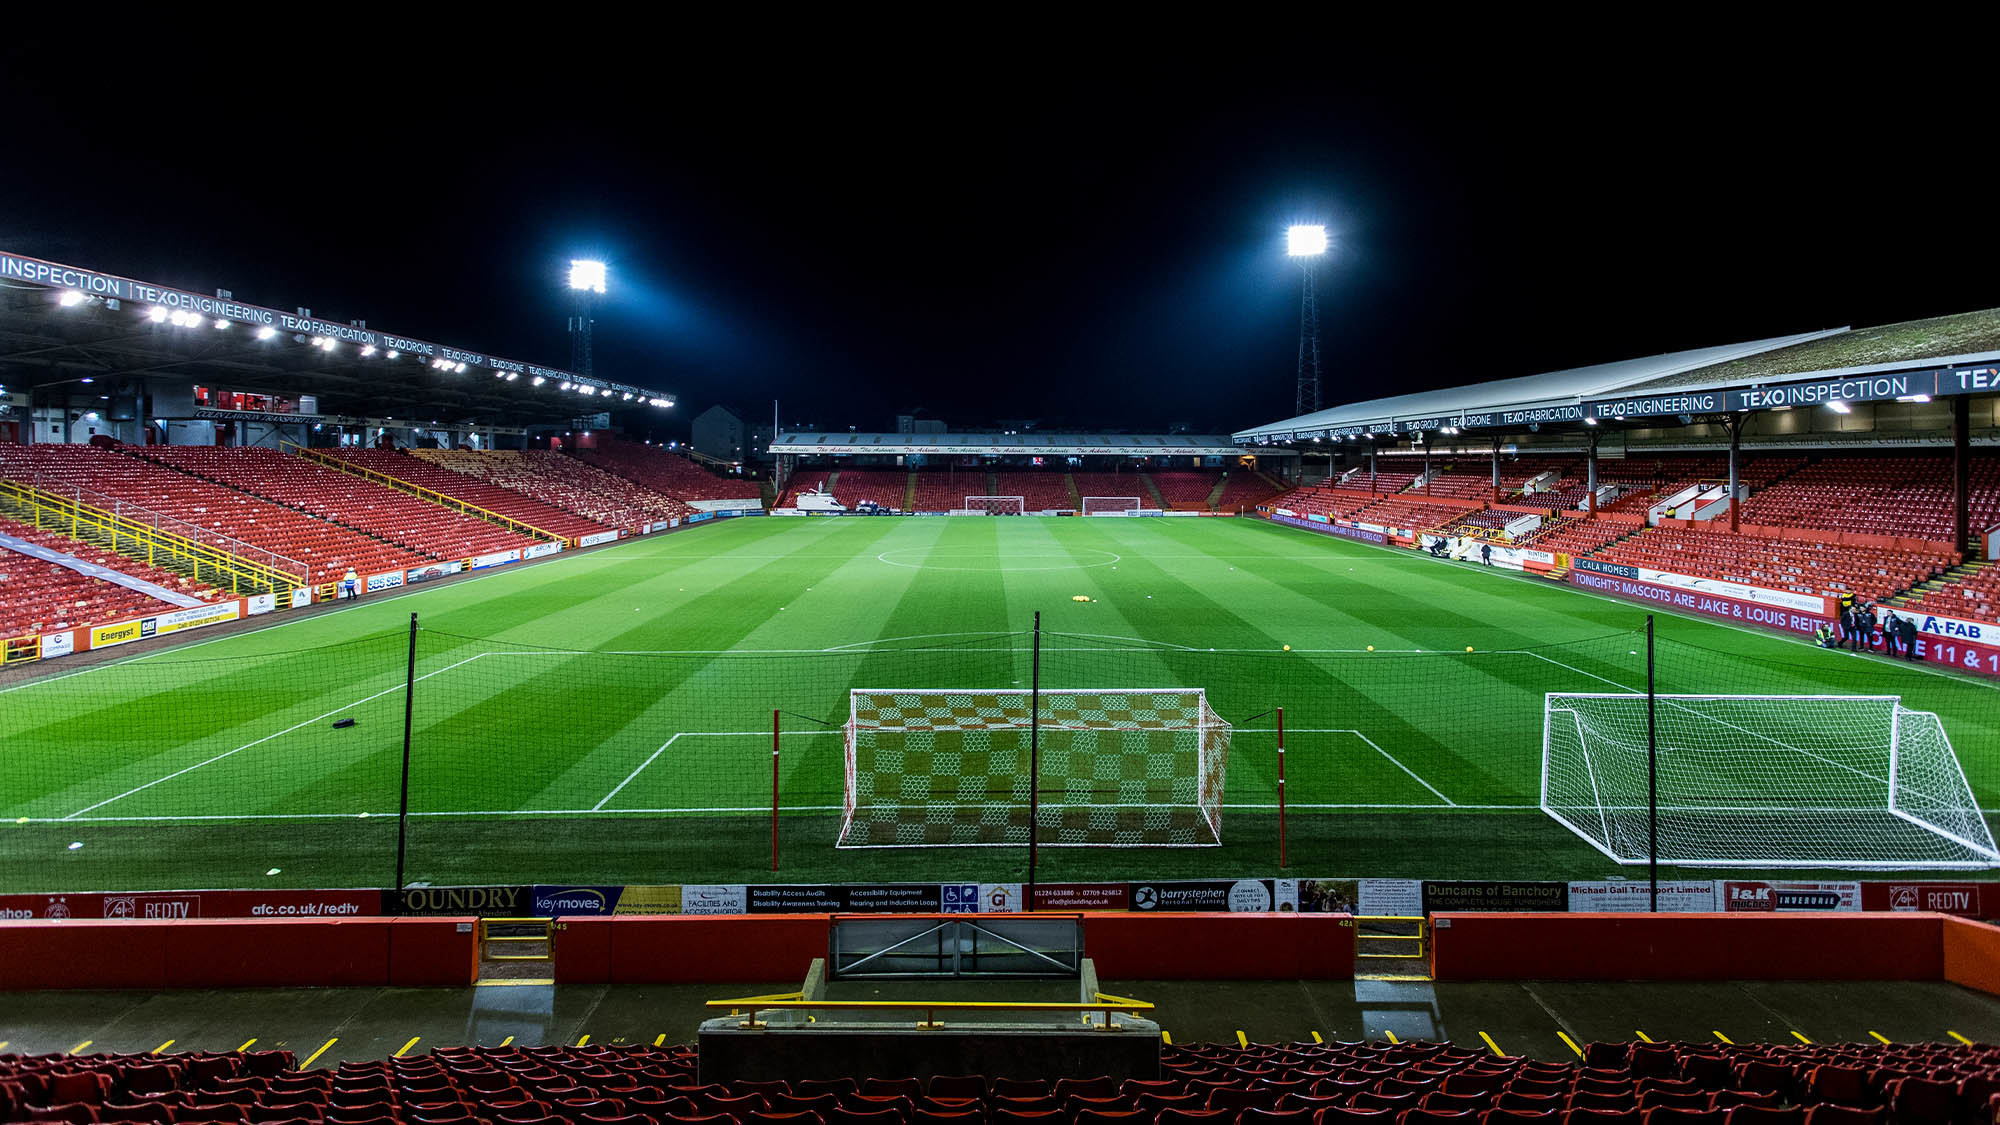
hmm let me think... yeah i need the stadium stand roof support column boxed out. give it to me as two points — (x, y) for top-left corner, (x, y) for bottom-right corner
(1491, 440), (1501, 504)
(1956, 394), (1972, 549)
(1586, 432), (1598, 515)
(1727, 416), (1741, 534)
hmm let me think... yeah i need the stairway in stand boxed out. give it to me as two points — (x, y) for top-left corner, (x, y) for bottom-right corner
(1888, 558), (1991, 614)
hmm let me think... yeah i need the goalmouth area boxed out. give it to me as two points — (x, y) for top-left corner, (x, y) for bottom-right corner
(3, 513), (1997, 894)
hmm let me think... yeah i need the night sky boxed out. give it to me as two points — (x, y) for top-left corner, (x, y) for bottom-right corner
(4, 26), (1993, 438)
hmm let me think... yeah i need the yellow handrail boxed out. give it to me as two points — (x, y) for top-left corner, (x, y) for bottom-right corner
(705, 992), (1154, 1029)
(0, 479), (302, 597)
(287, 445), (568, 545)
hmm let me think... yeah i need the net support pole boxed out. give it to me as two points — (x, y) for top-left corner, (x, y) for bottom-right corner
(771, 709), (781, 873)
(393, 612), (418, 892)
(1646, 614), (1658, 913)
(1277, 706), (1287, 870)
(1027, 610), (1042, 912)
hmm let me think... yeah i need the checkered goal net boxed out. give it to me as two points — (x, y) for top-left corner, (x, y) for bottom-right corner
(839, 688), (1230, 847)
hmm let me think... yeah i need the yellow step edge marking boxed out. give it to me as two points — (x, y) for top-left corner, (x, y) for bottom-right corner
(1792, 1031), (1813, 1044)
(1869, 1031), (1891, 1045)
(654, 1034), (667, 1047)
(1635, 1030), (1654, 1043)
(1235, 1030), (1248, 1049)
(1161, 1031), (1172, 1045)
(1479, 1031), (1505, 1057)
(473, 979), (555, 987)
(301, 1038), (338, 1068)
(394, 1036), (420, 1058)
(152, 1040), (175, 1055)
(577, 1034), (590, 1047)
(1310, 1031), (1323, 1044)
(499, 1036), (515, 1047)
(0, 1042), (8, 1053)
(1948, 1030), (1975, 1046)
(1557, 1031), (1583, 1058)
(1713, 1031), (1734, 1045)
(237, 1038), (257, 1052)
(1385, 1030), (1401, 1044)
(69, 1040), (92, 1055)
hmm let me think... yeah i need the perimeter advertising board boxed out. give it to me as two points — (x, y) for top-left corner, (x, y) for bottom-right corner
(1568, 569), (1829, 636)
(1719, 881), (1861, 912)
(88, 602), (242, 650)
(0, 889), (381, 920)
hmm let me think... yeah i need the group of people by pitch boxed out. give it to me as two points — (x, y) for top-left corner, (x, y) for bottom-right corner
(1813, 591), (1921, 660)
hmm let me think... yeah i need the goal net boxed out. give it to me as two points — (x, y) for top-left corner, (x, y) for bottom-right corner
(839, 688), (1230, 848)
(1542, 693), (1999, 868)
(958, 496), (1025, 516)
(1082, 496), (1143, 516)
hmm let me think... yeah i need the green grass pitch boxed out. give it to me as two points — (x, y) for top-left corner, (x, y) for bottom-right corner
(3, 514), (1996, 892)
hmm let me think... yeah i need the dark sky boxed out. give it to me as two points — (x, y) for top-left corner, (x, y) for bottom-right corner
(4, 24), (1994, 439)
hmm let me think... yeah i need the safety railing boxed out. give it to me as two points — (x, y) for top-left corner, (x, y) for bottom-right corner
(0, 478), (304, 596)
(287, 444), (570, 546)
(1354, 914), (1430, 981)
(705, 992), (1154, 1031)
(477, 917), (555, 962)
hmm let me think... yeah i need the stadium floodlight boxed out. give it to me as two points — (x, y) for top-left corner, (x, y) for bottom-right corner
(386, 349), (399, 359)
(360, 345), (376, 356)
(532, 376), (546, 386)
(1828, 400), (1852, 414)
(455, 362), (467, 373)
(506, 372), (518, 381)
(256, 326), (277, 340)
(1584, 416), (1599, 426)
(559, 381), (572, 390)
(1286, 224), (1329, 257)
(213, 318), (229, 329)
(147, 306), (167, 322)
(58, 290), (85, 307)
(568, 259), (607, 294)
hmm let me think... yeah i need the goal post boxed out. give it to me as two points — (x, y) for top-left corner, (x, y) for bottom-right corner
(1541, 692), (2000, 868)
(1082, 496), (1143, 516)
(839, 688), (1230, 848)
(961, 495), (1025, 515)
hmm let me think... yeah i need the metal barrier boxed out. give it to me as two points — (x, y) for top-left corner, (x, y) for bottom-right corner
(477, 917), (555, 962)
(1354, 914), (1429, 981)
(705, 992), (1154, 1031)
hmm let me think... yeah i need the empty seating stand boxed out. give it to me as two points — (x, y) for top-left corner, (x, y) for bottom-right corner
(326, 451), (614, 543)
(986, 473), (1074, 512)
(0, 513), (220, 638)
(1585, 526), (1955, 603)
(575, 441), (762, 504)
(132, 448), (541, 563)
(4, 1038), (1995, 1125)
(0, 445), (429, 587)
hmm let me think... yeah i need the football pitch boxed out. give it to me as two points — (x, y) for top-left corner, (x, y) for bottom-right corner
(4, 514), (1998, 892)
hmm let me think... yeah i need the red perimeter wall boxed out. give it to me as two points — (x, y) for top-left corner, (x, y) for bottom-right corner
(1430, 912), (1945, 981)
(554, 912), (1357, 983)
(0, 917), (478, 990)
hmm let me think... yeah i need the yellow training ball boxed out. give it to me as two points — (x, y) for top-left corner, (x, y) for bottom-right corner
(1466, 646), (1475, 652)
(1282, 645), (1291, 651)
(1366, 645), (1375, 652)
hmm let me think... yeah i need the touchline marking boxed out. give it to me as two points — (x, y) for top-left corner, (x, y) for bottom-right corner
(0, 521), (743, 696)
(62, 653), (488, 819)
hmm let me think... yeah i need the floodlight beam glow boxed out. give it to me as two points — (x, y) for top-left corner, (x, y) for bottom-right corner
(568, 259), (608, 293)
(1286, 225), (1329, 257)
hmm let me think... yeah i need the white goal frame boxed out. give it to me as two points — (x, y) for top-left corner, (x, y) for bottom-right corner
(1082, 496), (1143, 516)
(1540, 691), (2000, 869)
(959, 495), (1025, 516)
(839, 686), (1230, 849)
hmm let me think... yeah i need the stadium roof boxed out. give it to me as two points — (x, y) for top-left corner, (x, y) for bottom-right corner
(0, 250), (675, 426)
(1234, 307), (2000, 444)
(770, 432), (1276, 457)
